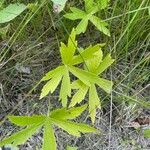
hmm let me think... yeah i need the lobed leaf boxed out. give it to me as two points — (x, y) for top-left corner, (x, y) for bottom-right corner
(90, 16), (110, 36)
(8, 115), (46, 126)
(42, 120), (57, 150)
(67, 28), (77, 58)
(89, 84), (101, 123)
(59, 67), (71, 107)
(40, 72), (63, 99)
(70, 86), (88, 107)
(51, 119), (98, 137)
(84, 0), (94, 12)
(96, 54), (115, 75)
(68, 66), (91, 86)
(72, 44), (102, 65)
(41, 66), (64, 81)
(85, 49), (103, 73)
(60, 29), (77, 64)
(0, 124), (42, 147)
(96, 78), (113, 93)
(75, 16), (89, 34)
(50, 104), (87, 120)
(96, 0), (110, 10)
(64, 7), (86, 20)
(69, 66), (113, 93)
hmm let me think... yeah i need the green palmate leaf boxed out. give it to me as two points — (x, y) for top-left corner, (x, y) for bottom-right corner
(40, 72), (63, 99)
(70, 85), (88, 107)
(41, 66), (64, 81)
(69, 66), (113, 93)
(90, 16), (110, 36)
(64, 8), (86, 20)
(89, 84), (101, 123)
(0, 3), (27, 24)
(96, 54), (115, 75)
(51, 119), (98, 137)
(0, 106), (98, 149)
(96, 0), (110, 9)
(71, 80), (84, 89)
(50, 104), (87, 120)
(144, 129), (150, 138)
(84, 0), (94, 12)
(8, 115), (46, 126)
(68, 66), (91, 86)
(72, 44), (102, 65)
(68, 28), (77, 56)
(75, 16), (89, 34)
(60, 29), (77, 64)
(85, 50), (103, 73)
(64, 2), (110, 35)
(0, 124), (42, 147)
(59, 67), (71, 106)
(42, 120), (57, 150)
(96, 77), (113, 93)
(70, 49), (114, 122)
(60, 42), (70, 64)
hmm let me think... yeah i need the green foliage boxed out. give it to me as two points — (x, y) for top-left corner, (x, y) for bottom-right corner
(70, 50), (114, 123)
(64, 0), (110, 35)
(0, 3), (27, 24)
(144, 129), (150, 138)
(0, 1), (115, 149)
(40, 29), (112, 108)
(96, 0), (110, 9)
(0, 105), (98, 149)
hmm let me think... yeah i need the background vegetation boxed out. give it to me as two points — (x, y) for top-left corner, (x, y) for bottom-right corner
(0, 0), (150, 149)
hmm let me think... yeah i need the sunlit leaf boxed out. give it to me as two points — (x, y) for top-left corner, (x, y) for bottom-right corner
(59, 67), (71, 107)
(70, 86), (88, 107)
(64, 7), (86, 20)
(40, 72), (63, 99)
(96, 0), (110, 9)
(90, 16), (110, 36)
(96, 54), (115, 75)
(75, 16), (89, 34)
(42, 120), (57, 150)
(89, 84), (100, 123)
(51, 119), (98, 137)
(1, 106), (98, 148)
(41, 66), (64, 81)
(85, 49), (103, 73)
(72, 44), (102, 65)
(0, 124), (42, 147)
(64, 1), (110, 35)
(50, 104), (87, 120)
(8, 115), (46, 126)
(84, 0), (94, 12)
